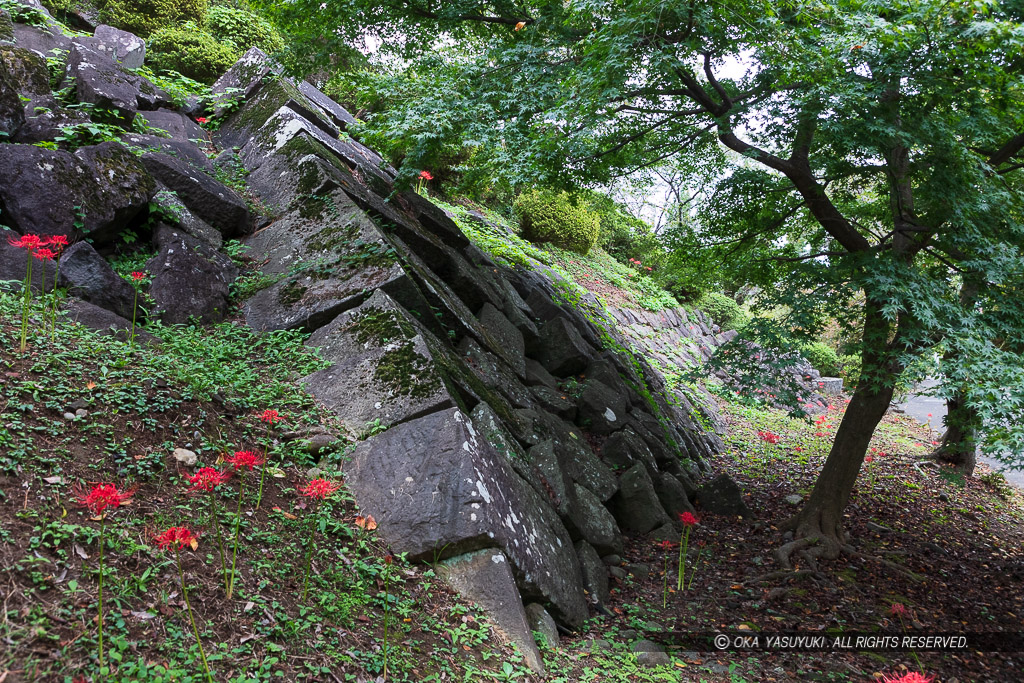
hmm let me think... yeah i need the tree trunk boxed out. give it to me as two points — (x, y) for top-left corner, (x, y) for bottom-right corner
(931, 391), (978, 475)
(777, 300), (898, 569)
(777, 380), (895, 566)
(930, 280), (981, 475)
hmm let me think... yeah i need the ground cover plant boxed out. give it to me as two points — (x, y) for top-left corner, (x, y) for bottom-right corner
(2, 281), (1021, 681)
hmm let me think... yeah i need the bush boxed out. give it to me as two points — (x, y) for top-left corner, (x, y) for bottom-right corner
(100, 0), (207, 37)
(147, 25), (238, 84)
(205, 5), (284, 54)
(800, 341), (841, 376)
(838, 353), (861, 386)
(697, 292), (744, 330)
(513, 189), (600, 255)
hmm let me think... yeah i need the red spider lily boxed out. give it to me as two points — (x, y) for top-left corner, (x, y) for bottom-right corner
(881, 673), (934, 683)
(384, 552), (394, 565)
(184, 467), (231, 493)
(891, 602), (907, 617)
(678, 511), (698, 527)
(656, 539), (676, 550)
(298, 478), (340, 500)
(130, 271), (146, 281)
(865, 455), (874, 463)
(75, 482), (135, 515)
(33, 247), (56, 261)
(260, 409), (281, 424)
(224, 450), (265, 471)
(8, 234), (44, 250)
(418, 170), (433, 180)
(46, 234), (69, 250)
(195, 117), (208, 124)
(814, 431), (826, 437)
(757, 430), (780, 444)
(155, 526), (197, 551)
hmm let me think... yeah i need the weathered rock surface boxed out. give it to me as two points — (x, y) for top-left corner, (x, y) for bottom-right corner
(0, 142), (153, 242)
(608, 463), (670, 534)
(345, 408), (588, 627)
(145, 223), (237, 324)
(64, 298), (157, 344)
(141, 152), (250, 236)
(58, 242), (137, 319)
(137, 110), (206, 142)
(303, 291), (453, 433)
(576, 379), (627, 434)
(570, 483), (623, 556)
(537, 317), (595, 377)
(524, 602), (559, 651)
(91, 24), (145, 69)
(438, 550), (544, 674)
(575, 540), (611, 605)
(695, 473), (755, 519)
(66, 40), (140, 125)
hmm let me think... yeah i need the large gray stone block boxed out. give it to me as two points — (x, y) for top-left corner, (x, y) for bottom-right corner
(608, 463), (670, 534)
(58, 241), (136, 320)
(345, 408), (588, 627)
(0, 142), (153, 244)
(92, 25), (145, 69)
(241, 191), (412, 333)
(303, 290), (454, 433)
(145, 223), (237, 325)
(66, 40), (139, 125)
(140, 152), (249, 236)
(439, 550), (544, 674)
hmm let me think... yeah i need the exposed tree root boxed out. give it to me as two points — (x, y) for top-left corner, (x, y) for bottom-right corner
(844, 546), (925, 583)
(745, 569), (825, 587)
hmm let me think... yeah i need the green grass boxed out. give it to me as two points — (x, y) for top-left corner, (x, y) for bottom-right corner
(0, 290), (745, 682)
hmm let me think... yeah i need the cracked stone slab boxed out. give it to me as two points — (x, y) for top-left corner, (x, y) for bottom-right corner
(345, 407), (588, 627)
(302, 290), (454, 433)
(242, 190), (414, 332)
(438, 549), (544, 674)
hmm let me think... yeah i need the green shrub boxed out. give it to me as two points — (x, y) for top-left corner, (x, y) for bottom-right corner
(147, 25), (238, 84)
(205, 5), (283, 54)
(697, 292), (744, 330)
(2, 0), (50, 26)
(513, 189), (600, 255)
(800, 341), (841, 376)
(100, 0), (207, 37)
(838, 353), (861, 386)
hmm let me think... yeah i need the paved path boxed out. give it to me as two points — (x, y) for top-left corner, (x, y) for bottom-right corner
(895, 379), (1024, 489)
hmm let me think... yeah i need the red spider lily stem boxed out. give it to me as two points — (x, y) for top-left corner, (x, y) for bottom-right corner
(208, 493), (229, 594)
(185, 469), (231, 593)
(256, 410), (279, 510)
(298, 479), (339, 601)
(97, 516), (106, 672)
(158, 532), (215, 683)
(225, 451), (262, 600)
(302, 499), (320, 602)
(687, 542), (705, 590)
(677, 512), (698, 591)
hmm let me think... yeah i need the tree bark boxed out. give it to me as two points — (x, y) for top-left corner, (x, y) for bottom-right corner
(930, 279), (981, 475)
(777, 301), (897, 568)
(931, 391), (978, 475)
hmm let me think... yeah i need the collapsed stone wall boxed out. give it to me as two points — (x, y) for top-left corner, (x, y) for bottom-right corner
(606, 306), (835, 414)
(1, 9), (744, 668)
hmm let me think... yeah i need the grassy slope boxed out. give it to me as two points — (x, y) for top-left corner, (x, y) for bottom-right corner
(2, 190), (1021, 683)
